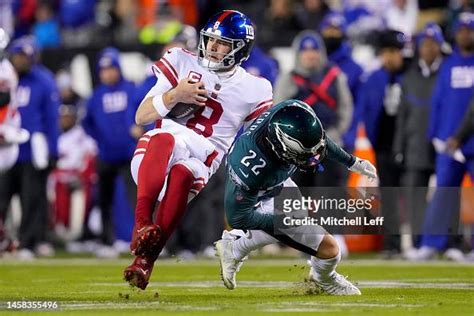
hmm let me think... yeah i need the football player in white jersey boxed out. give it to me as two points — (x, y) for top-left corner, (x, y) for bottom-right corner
(124, 10), (273, 289)
(0, 28), (29, 254)
(0, 28), (29, 172)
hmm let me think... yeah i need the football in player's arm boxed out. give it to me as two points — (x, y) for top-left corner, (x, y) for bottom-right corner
(215, 99), (377, 295)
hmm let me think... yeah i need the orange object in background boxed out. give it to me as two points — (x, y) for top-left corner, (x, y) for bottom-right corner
(136, 0), (157, 28)
(345, 125), (383, 252)
(461, 175), (474, 224)
(346, 125), (474, 252)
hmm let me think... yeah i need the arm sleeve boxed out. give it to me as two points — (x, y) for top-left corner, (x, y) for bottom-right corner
(454, 96), (474, 143)
(139, 47), (181, 104)
(326, 136), (356, 168)
(335, 72), (353, 136)
(393, 84), (408, 154)
(43, 83), (60, 159)
(81, 97), (96, 140)
(242, 79), (273, 129)
(428, 63), (446, 140)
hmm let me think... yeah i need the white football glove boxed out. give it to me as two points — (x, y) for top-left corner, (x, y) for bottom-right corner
(348, 157), (378, 180)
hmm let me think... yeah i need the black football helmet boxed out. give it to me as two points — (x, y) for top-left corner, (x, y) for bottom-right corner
(265, 100), (327, 169)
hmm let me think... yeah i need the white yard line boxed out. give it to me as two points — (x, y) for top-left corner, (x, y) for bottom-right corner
(91, 280), (474, 289)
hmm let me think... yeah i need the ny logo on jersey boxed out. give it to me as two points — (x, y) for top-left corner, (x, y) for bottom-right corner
(188, 71), (202, 83)
(102, 92), (127, 113)
(451, 66), (474, 89)
(16, 86), (31, 107)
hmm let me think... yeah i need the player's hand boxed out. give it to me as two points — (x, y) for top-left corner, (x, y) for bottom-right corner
(130, 125), (145, 140)
(446, 137), (460, 154)
(348, 157), (378, 181)
(170, 78), (208, 107)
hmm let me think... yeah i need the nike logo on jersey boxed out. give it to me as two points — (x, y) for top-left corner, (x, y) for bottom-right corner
(239, 168), (249, 178)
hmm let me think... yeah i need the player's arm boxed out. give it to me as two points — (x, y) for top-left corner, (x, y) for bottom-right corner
(326, 136), (377, 180)
(446, 97), (474, 152)
(135, 79), (208, 125)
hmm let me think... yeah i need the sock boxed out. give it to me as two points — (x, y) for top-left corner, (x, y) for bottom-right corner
(135, 133), (175, 228)
(155, 164), (195, 250)
(310, 251), (341, 281)
(231, 230), (277, 260)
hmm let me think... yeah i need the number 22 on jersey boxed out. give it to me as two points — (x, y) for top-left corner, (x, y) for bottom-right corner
(239, 150), (267, 178)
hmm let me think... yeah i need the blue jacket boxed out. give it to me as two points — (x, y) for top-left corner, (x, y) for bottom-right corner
(82, 79), (137, 162)
(429, 50), (474, 157)
(329, 43), (363, 149)
(358, 67), (401, 147)
(17, 65), (60, 162)
(241, 46), (279, 86)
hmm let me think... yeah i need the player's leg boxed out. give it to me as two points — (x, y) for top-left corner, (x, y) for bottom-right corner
(154, 162), (196, 252)
(217, 178), (360, 294)
(128, 132), (175, 257)
(124, 159), (204, 290)
(417, 155), (465, 257)
(96, 161), (117, 247)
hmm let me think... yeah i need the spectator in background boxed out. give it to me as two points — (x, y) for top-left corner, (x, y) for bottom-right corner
(447, 0), (474, 35)
(60, 0), (96, 47)
(295, 0), (331, 30)
(408, 12), (474, 261)
(241, 45), (279, 86)
(82, 47), (139, 258)
(12, 0), (37, 38)
(274, 30), (353, 187)
(393, 23), (444, 249)
(33, 1), (60, 48)
(358, 30), (406, 257)
(385, 0), (419, 37)
(319, 12), (363, 151)
(258, 0), (303, 48)
(0, 36), (60, 259)
(60, 0), (96, 29)
(50, 104), (97, 241)
(56, 69), (82, 107)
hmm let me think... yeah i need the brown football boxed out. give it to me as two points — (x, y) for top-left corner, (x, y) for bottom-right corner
(167, 103), (201, 119)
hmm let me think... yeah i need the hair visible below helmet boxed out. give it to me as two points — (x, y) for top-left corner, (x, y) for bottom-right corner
(198, 10), (255, 72)
(266, 100), (327, 169)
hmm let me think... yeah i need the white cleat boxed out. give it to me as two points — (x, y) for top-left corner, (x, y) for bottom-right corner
(214, 235), (246, 290)
(443, 248), (465, 262)
(403, 246), (438, 261)
(309, 268), (361, 296)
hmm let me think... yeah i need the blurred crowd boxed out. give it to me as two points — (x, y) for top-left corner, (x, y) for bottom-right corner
(0, 0), (473, 261)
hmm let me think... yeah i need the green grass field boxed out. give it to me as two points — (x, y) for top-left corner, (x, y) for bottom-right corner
(0, 256), (473, 315)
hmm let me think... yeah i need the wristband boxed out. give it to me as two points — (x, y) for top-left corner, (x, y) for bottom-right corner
(152, 95), (170, 117)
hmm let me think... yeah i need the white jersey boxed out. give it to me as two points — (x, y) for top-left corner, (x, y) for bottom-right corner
(0, 58), (29, 172)
(57, 125), (97, 171)
(145, 47), (273, 167)
(0, 58), (18, 126)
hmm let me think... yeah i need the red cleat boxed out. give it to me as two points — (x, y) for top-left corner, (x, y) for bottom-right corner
(130, 224), (162, 258)
(123, 256), (155, 290)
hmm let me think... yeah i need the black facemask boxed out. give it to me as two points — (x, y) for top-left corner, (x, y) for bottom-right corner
(323, 36), (344, 56)
(0, 91), (10, 107)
